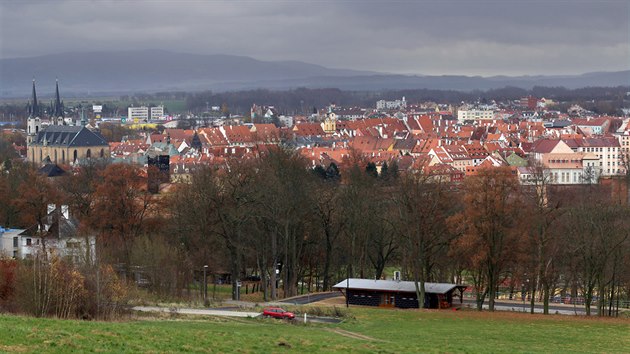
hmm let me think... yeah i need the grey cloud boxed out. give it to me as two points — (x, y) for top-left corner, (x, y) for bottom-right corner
(0, 0), (628, 76)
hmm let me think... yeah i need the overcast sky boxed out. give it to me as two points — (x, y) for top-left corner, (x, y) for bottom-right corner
(1, 0), (628, 76)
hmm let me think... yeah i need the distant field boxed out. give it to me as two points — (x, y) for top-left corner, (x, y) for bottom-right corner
(0, 308), (628, 353)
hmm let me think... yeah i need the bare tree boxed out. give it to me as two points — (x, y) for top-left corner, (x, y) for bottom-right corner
(522, 158), (563, 314)
(393, 171), (454, 309)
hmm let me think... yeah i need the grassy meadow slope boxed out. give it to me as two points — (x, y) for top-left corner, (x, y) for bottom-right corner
(0, 308), (628, 353)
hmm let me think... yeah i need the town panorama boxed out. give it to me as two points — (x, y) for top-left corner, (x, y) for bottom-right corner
(0, 1), (628, 352)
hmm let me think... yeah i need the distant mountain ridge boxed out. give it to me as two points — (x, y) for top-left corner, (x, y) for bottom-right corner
(1, 49), (628, 97)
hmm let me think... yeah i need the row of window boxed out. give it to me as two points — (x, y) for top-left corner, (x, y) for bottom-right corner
(583, 147), (617, 153)
(553, 172), (581, 183)
(13, 237), (39, 247)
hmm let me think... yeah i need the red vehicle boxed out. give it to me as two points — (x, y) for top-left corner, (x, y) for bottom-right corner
(262, 307), (295, 320)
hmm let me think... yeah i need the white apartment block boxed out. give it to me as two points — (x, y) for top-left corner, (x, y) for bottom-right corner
(573, 138), (623, 176)
(457, 109), (495, 122)
(150, 106), (165, 120)
(128, 106), (149, 122)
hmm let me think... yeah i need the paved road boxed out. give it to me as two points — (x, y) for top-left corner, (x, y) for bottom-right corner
(279, 292), (342, 305)
(132, 306), (261, 318)
(462, 299), (587, 315)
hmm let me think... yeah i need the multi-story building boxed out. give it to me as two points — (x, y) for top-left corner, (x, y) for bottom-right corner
(457, 109), (495, 122)
(518, 152), (600, 185)
(150, 106), (165, 120)
(566, 137), (623, 176)
(128, 106), (149, 122)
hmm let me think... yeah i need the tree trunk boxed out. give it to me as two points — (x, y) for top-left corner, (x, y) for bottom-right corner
(488, 269), (496, 311)
(584, 284), (593, 316)
(227, 242), (240, 301)
(257, 256), (268, 302)
(322, 232), (332, 291)
(543, 282), (550, 314)
(529, 277), (537, 314)
(412, 259), (425, 309)
(270, 230), (277, 300)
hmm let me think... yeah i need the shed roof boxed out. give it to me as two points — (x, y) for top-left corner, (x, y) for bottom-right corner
(332, 278), (466, 295)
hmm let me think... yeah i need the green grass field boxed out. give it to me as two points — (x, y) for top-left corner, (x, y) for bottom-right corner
(0, 308), (628, 353)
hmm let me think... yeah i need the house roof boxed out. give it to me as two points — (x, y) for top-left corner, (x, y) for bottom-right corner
(530, 139), (561, 154)
(38, 163), (66, 177)
(443, 145), (470, 160)
(223, 125), (254, 143)
(198, 127), (229, 146)
(332, 278), (466, 295)
(572, 118), (610, 127)
(293, 123), (325, 137)
(20, 206), (79, 239)
(543, 153), (584, 169)
(393, 138), (417, 151)
(34, 125), (108, 147)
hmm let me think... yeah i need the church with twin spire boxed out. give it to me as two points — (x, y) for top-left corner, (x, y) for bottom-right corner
(26, 79), (110, 165)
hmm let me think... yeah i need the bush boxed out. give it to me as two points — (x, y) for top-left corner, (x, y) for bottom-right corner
(0, 258), (17, 311)
(12, 254), (131, 320)
(81, 264), (131, 320)
(15, 255), (86, 318)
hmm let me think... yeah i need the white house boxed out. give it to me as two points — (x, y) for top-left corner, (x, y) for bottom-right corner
(0, 227), (26, 259)
(0, 205), (96, 264)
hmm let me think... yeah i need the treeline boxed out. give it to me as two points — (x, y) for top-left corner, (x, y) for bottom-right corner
(1, 150), (630, 317)
(2, 86), (629, 122)
(182, 86), (630, 116)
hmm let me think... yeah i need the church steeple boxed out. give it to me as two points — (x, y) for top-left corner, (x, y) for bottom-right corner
(53, 78), (64, 118)
(29, 78), (40, 117)
(80, 108), (87, 127)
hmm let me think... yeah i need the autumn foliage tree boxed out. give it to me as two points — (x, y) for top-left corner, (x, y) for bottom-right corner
(89, 164), (156, 272)
(450, 167), (523, 311)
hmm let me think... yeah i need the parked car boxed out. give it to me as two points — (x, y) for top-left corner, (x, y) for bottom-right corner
(262, 307), (295, 320)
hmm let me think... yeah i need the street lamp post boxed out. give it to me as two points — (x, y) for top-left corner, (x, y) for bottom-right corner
(203, 265), (208, 306)
(523, 278), (530, 313)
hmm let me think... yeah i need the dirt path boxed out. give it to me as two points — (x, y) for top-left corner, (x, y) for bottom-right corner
(325, 328), (384, 342)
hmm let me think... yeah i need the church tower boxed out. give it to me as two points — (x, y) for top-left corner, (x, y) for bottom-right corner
(323, 104), (337, 134)
(53, 78), (65, 125)
(27, 79), (41, 144)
